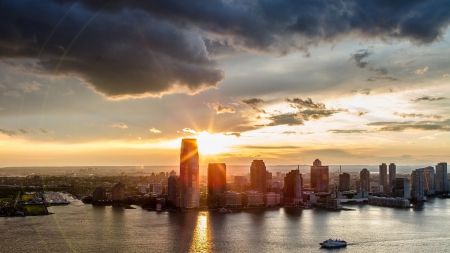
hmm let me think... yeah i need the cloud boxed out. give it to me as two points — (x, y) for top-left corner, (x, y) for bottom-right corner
(149, 127), (161, 133)
(411, 96), (449, 102)
(110, 123), (128, 129)
(38, 128), (52, 134)
(240, 98), (265, 113)
(208, 103), (236, 114)
(418, 133), (442, 140)
(223, 131), (241, 137)
(393, 112), (443, 120)
(281, 131), (314, 135)
(16, 81), (41, 93)
(0, 127), (16, 136)
(361, 88), (371, 95)
(183, 128), (197, 134)
(0, 107), (4, 111)
(266, 113), (304, 126)
(358, 111), (368, 116)
(267, 97), (347, 126)
(412, 66), (429, 74)
(367, 119), (450, 132)
(329, 130), (368, 134)
(18, 129), (29, 134)
(285, 98), (325, 109)
(2, 1), (450, 98)
(4, 91), (21, 97)
(0, 83), (5, 89)
(350, 49), (373, 68)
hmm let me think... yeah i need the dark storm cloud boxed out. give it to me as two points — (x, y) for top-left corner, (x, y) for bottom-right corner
(240, 98), (265, 113)
(393, 112), (443, 120)
(350, 49), (373, 68)
(0, 127), (16, 136)
(0, 1), (224, 98)
(2, 0), (450, 98)
(411, 96), (450, 102)
(367, 119), (450, 132)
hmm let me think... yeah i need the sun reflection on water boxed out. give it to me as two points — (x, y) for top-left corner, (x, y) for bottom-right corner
(189, 212), (212, 253)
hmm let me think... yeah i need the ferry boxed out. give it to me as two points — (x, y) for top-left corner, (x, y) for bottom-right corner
(320, 238), (347, 248)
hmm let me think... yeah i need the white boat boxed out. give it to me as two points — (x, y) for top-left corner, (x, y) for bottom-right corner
(320, 238), (347, 248)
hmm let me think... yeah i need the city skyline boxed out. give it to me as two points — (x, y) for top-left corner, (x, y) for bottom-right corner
(1, 1), (450, 167)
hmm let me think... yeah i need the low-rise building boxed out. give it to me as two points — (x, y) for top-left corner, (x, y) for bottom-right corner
(218, 191), (242, 207)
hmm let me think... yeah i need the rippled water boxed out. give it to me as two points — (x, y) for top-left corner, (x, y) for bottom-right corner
(1, 197), (450, 252)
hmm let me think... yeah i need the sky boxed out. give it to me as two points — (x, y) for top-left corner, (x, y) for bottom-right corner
(1, 0), (450, 167)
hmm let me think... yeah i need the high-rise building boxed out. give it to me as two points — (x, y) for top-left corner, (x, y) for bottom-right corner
(411, 168), (425, 201)
(360, 168), (370, 192)
(310, 159), (329, 192)
(208, 163), (226, 196)
(92, 186), (106, 203)
(250, 160), (267, 193)
(283, 168), (303, 205)
(423, 166), (435, 195)
(167, 175), (180, 205)
(232, 176), (247, 193)
(435, 162), (448, 193)
(339, 173), (350, 192)
(111, 182), (125, 202)
(389, 163), (396, 193)
(169, 170), (176, 177)
(379, 163), (388, 193)
(179, 138), (199, 208)
(393, 178), (410, 198)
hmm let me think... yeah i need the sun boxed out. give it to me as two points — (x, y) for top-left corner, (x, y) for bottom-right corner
(195, 131), (235, 155)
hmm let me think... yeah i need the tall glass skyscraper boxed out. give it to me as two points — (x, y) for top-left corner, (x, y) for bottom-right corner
(389, 163), (396, 193)
(435, 162), (448, 193)
(379, 163), (388, 193)
(179, 138), (199, 208)
(360, 168), (370, 192)
(250, 160), (267, 193)
(208, 163), (226, 196)
(310, 159), (329, 192)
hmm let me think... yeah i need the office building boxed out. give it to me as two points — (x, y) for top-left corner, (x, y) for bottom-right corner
(411, 168), (425, 201)
(218, 191), (242, 207)
(393, 178), (410, 198)
(250, 160), (267, 193)
(208, 163), (226, 196)
(92, 186), (106, 202)
(168, 175), (180, 206)
(232, 176), (247, 193)
(179, 138), (199, 208)
(111, 182), (125, 202)
(379, 163), (388, 193)
(283, 168), (303, 205)
(389, 163), (396, 193)
(310, 159), (329, 192)
(435, 162), (448, 193)
(150, 183), (163, 195)
(360, 168), (370, 192)
(264, 192), (281, 206)
(242, 190), (264, 206)
(339, 173), (350, 192)
(423, 166), (435, 195)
